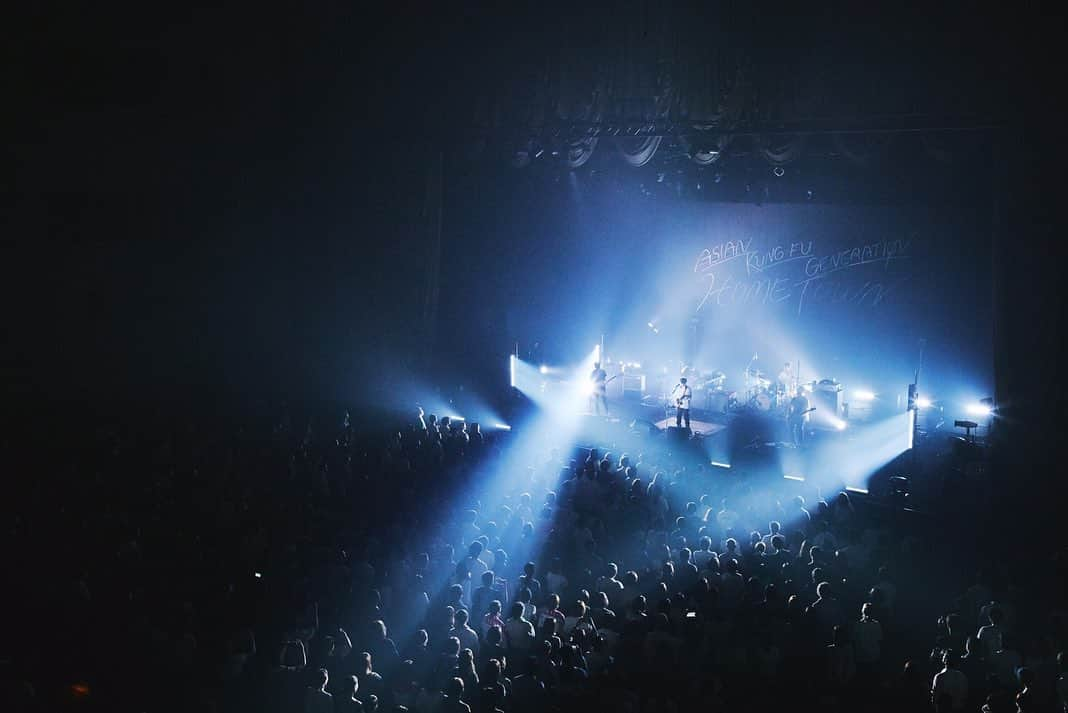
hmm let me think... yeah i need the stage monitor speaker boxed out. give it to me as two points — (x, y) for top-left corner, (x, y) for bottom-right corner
(811, 388), (843, 420)
(622, 375), (645, 401)
(667, 426), (691, 440)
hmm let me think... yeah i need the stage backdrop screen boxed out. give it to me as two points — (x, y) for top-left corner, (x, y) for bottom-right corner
(443, 182), (992, 409)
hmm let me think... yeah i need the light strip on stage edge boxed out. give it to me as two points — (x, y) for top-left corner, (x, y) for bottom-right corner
(907, 408), (915, 450)
(709, 461), (732, 469)
(783, 474), (805, 482)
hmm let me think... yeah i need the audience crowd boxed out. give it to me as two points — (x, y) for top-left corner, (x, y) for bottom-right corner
(5, 405), (1068, 712)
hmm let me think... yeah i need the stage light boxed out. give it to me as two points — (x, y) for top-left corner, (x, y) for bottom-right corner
(709, 461), (732, 469)
(493, 423), (512, 430)
(846, 486), (868, 495)
(854, 390), (876, 402)
(916, 397), (933, 409)
(509, 354), (516, 388)
(783, 474), (805, 482)
(539, 365), (549, 375)
(833, 418), (848, 431)
(965, 403), (992, 417)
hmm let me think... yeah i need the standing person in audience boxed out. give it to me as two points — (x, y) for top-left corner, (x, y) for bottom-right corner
(456, 648), (479, 705)
(826, 624), (856, 689)
(806, 581), (843, 640)
(853, 602), (883, 680)
(357, 653), (385, 702)
(471, 570), (503, 624)
(517, 562), (542, 603)
(450, 609), (480, 657)
(978, 607), (1006, 659)
(304, 668), (333, 713)
(932, 650), (969, 711)
(478, 625), (507, 673)
(504, 602), (535, 656)
(481, 600), (505, 639)
(440, 677), (471, 713)
(335, 676), (363, 713)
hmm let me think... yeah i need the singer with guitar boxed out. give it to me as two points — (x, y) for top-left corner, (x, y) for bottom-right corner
(671, 377), (693, 430)
(788, 386), (815, 447)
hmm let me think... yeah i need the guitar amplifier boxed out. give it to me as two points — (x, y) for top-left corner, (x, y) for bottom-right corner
(810, 387), (843, 421)
(622, 375), (645, 400)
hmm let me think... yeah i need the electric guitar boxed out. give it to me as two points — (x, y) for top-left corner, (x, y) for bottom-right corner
(591, 373), (620, 393)
(789, 407), (817, 421)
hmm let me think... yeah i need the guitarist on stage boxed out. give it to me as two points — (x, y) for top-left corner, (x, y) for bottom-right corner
(590, 362), (608, 415)
(671, 377), (693, 430)
(788, 386), (812, 447)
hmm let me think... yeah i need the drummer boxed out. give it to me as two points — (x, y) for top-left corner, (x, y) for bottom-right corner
(777, 362), (794, 393)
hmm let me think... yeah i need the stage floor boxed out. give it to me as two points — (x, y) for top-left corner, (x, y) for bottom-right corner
(653, 418), (728, 437)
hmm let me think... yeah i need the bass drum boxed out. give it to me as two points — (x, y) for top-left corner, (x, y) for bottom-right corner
(752, 392), (772, 412)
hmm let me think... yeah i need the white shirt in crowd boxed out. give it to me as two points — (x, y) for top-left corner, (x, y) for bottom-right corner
(931, 666), (968, 711)
(504, 617), (535, 651)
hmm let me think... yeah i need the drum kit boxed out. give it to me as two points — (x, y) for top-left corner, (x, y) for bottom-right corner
(744, 366), (782, 412)
(687, 369), (735, 414)
(679, 363), (818, 417)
